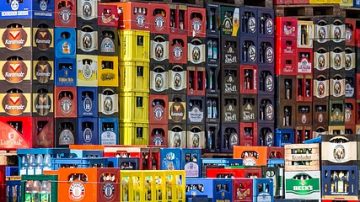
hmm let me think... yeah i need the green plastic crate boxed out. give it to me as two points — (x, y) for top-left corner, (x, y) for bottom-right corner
(21, 175), (57, 202)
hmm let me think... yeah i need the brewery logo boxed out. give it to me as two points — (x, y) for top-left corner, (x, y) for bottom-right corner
(59, 129), (74, 145)
(83, 95), (92, 113)
(172, 44), (183, 60)
(154, 73), (164, 91)
(35, 93), (51, 116)
(318, 113), (324, 123)
(101, 9), (115, 24)
(2, 28), (27, 51)
(103, 183), (115, 199)
(103, 96), (113, 114)
(283, 25), (295, 36)
(136, 15), (145, 27)
(333, 80), (342, 97)
(69, 182), (85, 200)
(301, 114), (307, 124)
(242, 151), (257, 166)
(334, 27), (342, 40)
(345, 54), (352, 69)
(35, 28), (52, 51)
(333, 145), (345, 161)
(153, 102), (164, 120)
(3, 93), (27, 116)
(62, 41), (71, 54)
(100, 36), (115, 53)
(188, 105), (203, 123)
(83, 127), (92, 143)
(192, 47), (201, 63)
(222, 14), (233, 34)
(265, 75), (274, 92)
(39, 0), (48, 11)
(153, 135), (163, 146)
(345, 107), (352, 122)
(154, 43), (164, 60)
(265, 131), (273, 146)
(248, 45), (256, 62)
(101, 130), (117, 145)
(224, 71), (236, 93)
(35, 60), (52, 84)
(172, 132), (182, 148)
(248, 17), (256, 33)
(333, 54), (341, 69)
(82, 33), (92, 50)
(230, 133), (239, 148)
(82, 61), (93, 80)
(10, 0), (19, 11)
(265, 18), (273, 35)
(318, 27), (326, 40)
(299, 55), (311, 73)
(317, 55), (326, 70)
(191, 133), (200, 148)
(192, 18), (202, 33)
(3, 60), (27, 83)
(346, 27), (352, 42)
(317, 81), (326, 98)
(170, 102), (185, 122)
(173, 72), (182, 90)
(82, 1), (92, 18)
(59, 7), (72, 24)
(265, 104), (274, 121)
(155, 15), (165, 31)
(60, 95), (72, 114)
(345, 82), (354, 97)
(265, 46), (274, 63)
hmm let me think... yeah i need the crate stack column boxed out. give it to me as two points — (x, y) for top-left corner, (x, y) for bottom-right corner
(186, 6), (207, 150)
(54, 0), (77, 147)
(274, 17), (298, 147)
(0, 0), (55, 149)
(220, 5), (241, 153)
(257, 8), (275, 147)
(356, 27), (360, 133)
(118, 2), (150, 145)
(76, 0), (99, 145)
(148, 3), (172, 147)
(204, 3), (221, 152)
(97, 2), (120, 145)
(344, 19), (357, 135)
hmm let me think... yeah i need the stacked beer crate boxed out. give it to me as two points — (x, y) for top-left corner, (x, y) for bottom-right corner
(115, 2), (150, 145)
(97, 3), (120, 145)
(54, 0), (77, 147)
(205, 3), (221, 152)
(76, 0), (99, 145)
(0, 0), (55, 149)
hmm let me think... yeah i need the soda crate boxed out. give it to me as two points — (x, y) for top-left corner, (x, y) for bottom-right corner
(77, 87), (98, 117)
(297, 48), (312, 74)
(321, 134), (360, 165)
(148, 3), (170, 34)
(275, 128), (295, 147)
(98, 117), (119, 145)
(58, 167), (120, 202)
(98, 27), (119, 56)
(76, 117), (99, 145)
(54, 86), (77, 118)
(240, 94), (258, 122)
(182, 148), (201, 177)
(285, 171), (321, 200)
(119, 92), (149, 123)
(329, 99), (345, 125)
(150, 64), (168, 94)
(32, 55), (54, 85)
(213, 178), (233, 201)
(206, 167), (263, 178)
(120, 122), (149, 146)
(258, 7), (274, 37)
(76, 54), (98, 86)
(276, 102), (296, 129)
(5, 176), (21, 202)
(168, 64), (187, 94)
(169, 34), (187, 64)
(54, 28), (76, 59)
(188, 37), (206, 66)
(160, 148), (182, 170)
(263, 167), (284, 199)
(55, 0), (76, 27)
(17, 148), (70, 175)
(97, 4), (119, 27)
(221, 66), (239, 95)
(205, 123), (221, 153)
(276, 17), (297, 38)
(55, 118), (77, 147)
(233, 146), (268, 166)
(98, 55), (119, 87)
(221, 94), (239, 124)
(276, 36), (297, 55)
(258, 37), (275, 66)
(313, 42), (330, 76)
(297, 20), (314, 49)
(258, 95), (275, 124)
(239, 64), (258, 95)
(119, 30), (150, 62)
(253, 178), (274, 202)
(21, 174), (57, 202)
(345, 72), (356, 99)
(345, 18), (356, 46)
(186, 178), (214, 199)
(98, 87), (119, 117)
(187, 66), (206, 96)
(107, 157), (139, 170)
(276, 53), (297, 75)
(321, 165), (359, 201)
(345, 99), (356, 126)
(54, 58), (76, 86)
(295, 126), (312, 143)
(187, 6), (206, 38)
(119, 61), (149, 93)
(0, 0), (54, 19)
(169, 4), (188, 35)
(330, 17), (346, 44)
(205, 93), (220, 123)
(233, 178), (253, 201)
(296, 102), (313, 126)
(168, 123), (186, 148)
(258, 124), (275, 146)
(77, 0), (98, 26)
(187, 96), (205, 125)
(258, 65), (275, 96)
(168, 94), (186, 124)
(221, 36), (239, 66)
(206, 65), (220, 95)
(221, 124), (240, 153)
(186, 124), (205, 149)
(240, 7), (258, 36)
(239, 122), (258, 146)
(284, 143), (320, 171)
(149, 124), (168, 147)
(32, 84), (53, 117)
(32, 20), (54, 59)
(149, 94), (168, 125)
(76, 24), (98, 55)
(239, 36), (258, 65)
(150, 34), (169, 64)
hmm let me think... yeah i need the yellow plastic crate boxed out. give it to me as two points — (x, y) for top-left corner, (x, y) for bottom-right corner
(164, 171), (186, 202)
(120, 170), (144, 202)
(339, 0), (353, 6)
(98, 55), (119, 87)
(119, 30), (150, 62)
(120, 122), (149, 145)
(120, 61), (150, 93)
(120, 92), (149, 123)
(326, 0), (341, 3)
(309, 0), (328, 3)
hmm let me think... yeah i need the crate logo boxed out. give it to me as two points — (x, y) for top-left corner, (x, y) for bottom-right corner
(333, 144), (346, 161)
(298, 54), (311, 73)
(345, 106), (352, 122)
(101, 130), (117, 145)
(172, 43), (183, 60)
(153, 102), (164, 120)
(59, 7), (71, 24)
(222, 14), (233, 35)
(39, 0), (48, 11)
(286, 175), (319, 195)
(2, 28), (27, 50)
(248, 17), (256, 33)
(301, 114), (307, 124)
(265, 104), (274, 121)
(0, 121), (27, 148)
(173, 72), (183, 90)
(316, 81), (326, 98)
(224, 101), (237, 122)
(35, 93), (51, 116)
(190, 132), (200, 148)
(265, 75), (274, 92)
(59, 128), (74, 145)
(333, 80), (342, 97)
(241, 151), (258, 166)
(35, 28), (52, 51)
(101, 8), (117, 24)
(82, 33), (93, 50)
(265, 46), (273, 63)
(35, 60), (52, 84)
(103, 96), (114, 115)
(81, 60), (93, 80)
(83, 95), (93, 113)
(248, 45), (256, 62)
(345, 54), (352, 69)
(154, 73), (164, 91)
(2, 93), (27, 116)
(136, 14), (145, 27)
(69, 182), (85, 200)
(10, 0), (19, 11)
(2, 60), (27, 83)
(265, 131), (273, 146)
(82, 1), (92, 18)
(346, 27), (352, 42)
(317, 55), (326, 70)
(60, 95), (73, 114)
(153, 133), (163, 146)
(317, 113), (324, 123)
(333, 54), (342, 69)
(334, 26), (342, 40)
(154, 43), (164, 60)
(283, 24), (295, 36)
(224, 70), (237, 93)
(154, 15), (165, 31)
(318, 27), (327, 40)
(83, 127), (93, 143)
(265, 18), (273, 35)
(102, 182), (115, 199)
(188, 105), (203, 123)
(170, 102), (184, 122)
(100, 35), (115, 53)
(191, 47), (201, 63)
(192, 18), (202, 33)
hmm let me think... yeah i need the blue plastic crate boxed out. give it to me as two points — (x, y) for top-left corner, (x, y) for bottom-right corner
(70, 149), (103, 158)
(267, 159), (285, 167)
(213, 178), (232, 201)
(107, 157), (139, 170)
(76, 117), (99, 145)
(51, 158), (108, 170)
(55, 58), (77, 86)
(253, 178), (274, 202)
(322, 165), (358, 198)
(182, 149), (202, 178)
(186, 178), (214, 200)
(5, 176), (21, 202)
(98, 117), (119, 145)
(55, 28), (76, 59)
(77, 87), (98, 117)
(0, 0), (54, 19)
(160, 148), (182, 170)
(201, 158), (243, 177)
(5, 166), (18, 176)
(275, 129), (295, 147)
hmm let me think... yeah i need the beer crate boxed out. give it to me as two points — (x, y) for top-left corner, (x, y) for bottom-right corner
(221, 124), (240, 153)
(205, 94), (220, 123)
(69, 149), (103, 158)
(150, 64), (169, 94)
(221, 66), (239, 95)
(107, 157), (139, 170)
(187, 6), (206, 38)
(258, 65), (275, 96)
(186, 178), (214, 200)
(54, 86), (77, 118)
(168, 124), (186, 148)
(219, 5), (240, 37)
(98, 55), (119, 87)
(5, 176), (21, 202)
(345, 19), (356, 46)
(168, 94), (187, 124)
(188, 37), (206, 66)
(54, 58), (76, 86)
(186, 124), (205, 149)
(239, 36), (258, 65)
(240, 94), (258, 122)
(0, 0), (53, 19)
(160, 148), (182, 170)
(148, 3), (170, 34)
(205, 123), (221, 152)
(54, 118), (77, 147)
(170, 4), (188, 35)
(98, 87), (119, 117)
(258, 37), (275, 66)
(76, 117), (99, 145)
(239, 64), (258, 94)
(115, 2), (150, 30)
(98, 117), (119, 145)
(0, 116), (33, 149)
(221, 36), (239, 66)
(182, 148), (202, 177)
(233, 178), (253, 201)
(187, 66), (206, 96)
(119, 92), (148, 123)
(21, 174), (57, 202)
(187, 96), (205, 124)
(32, 55), (54, 85)
(32, 84), (54, 117)
(295, 126), (312, 143)
(206, 37), (220, 68)
(54, 28), (76, 59)
(258, 124), (275, 146)
(149, 94), (168, 125)
(297, 20), (314, 49)
(76, 54), (98, 86)
(77, 87), (98, 117)
(258, 7), (274, 38)
(119, 30), (150, 62)
(206, 167), (262, 178)
(275, 17), (297, 38)
(98, 27), (119, 56)
(213, 178), (233, 201)
(76, 24), (98, 55)
(149, 124), (168, 147)
(77, 0), (98, 26)
(262, 167), (284, 198)
(285, 171), (321, 200)
(119, 61), (149, 93)
(221, 95), (239, 124)
(201, 158), (243, 177)
(296, 102), (313, 126)
(239, 7), (258, 36)
(284, 143), (320, 171)
(169, 34), (187, 64)
(258, 95), (275, 124)
(233, 146), (268, 166)
(120, 122), (149, 146)
(275, 128), (295, 147)
(345, 72), (355, 99)
(253, 178), (274, 202)
(97, 4), (119, 27)
(55, 0), (76, 27)
(150, 34), (169, 64)
(239, 122), (258, 146)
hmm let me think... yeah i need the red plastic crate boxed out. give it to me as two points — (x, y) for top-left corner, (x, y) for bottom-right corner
(276, 37), (297, 55)
(149, 94), (169, 125)
(275, 17), (298, 37)
(206, 167), (262, 178)
(239, 65), (258, 94)
(149, 124), (168, 147)
(169, 34), (187, 64)
(267, 147), (285, 159)
(170, 4), (188, 35)
(149, 3), (171, 34)
(239, 122), (258, 146)
(276, 54), (297, 75)
(187, 7), (206, 38)
(0, 116), (33, 149)
(98, 4), (119, 27)
(116, 2), (150, 30)
(297, 48), (313, 74)
(233, 178), (253, 202)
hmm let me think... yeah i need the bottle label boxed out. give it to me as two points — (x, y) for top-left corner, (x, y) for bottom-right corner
(79, 31), (97, 52)
(103, 95), (114, 115)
